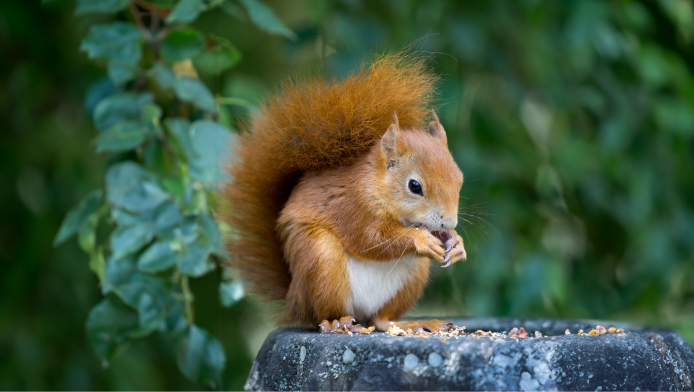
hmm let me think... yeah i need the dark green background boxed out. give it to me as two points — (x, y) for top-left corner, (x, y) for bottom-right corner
(2, 0), (693, 389)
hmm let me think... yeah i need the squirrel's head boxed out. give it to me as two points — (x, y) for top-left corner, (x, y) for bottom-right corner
(377, 111), (463, 231)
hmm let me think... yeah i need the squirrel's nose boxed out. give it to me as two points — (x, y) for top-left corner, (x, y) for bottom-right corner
(440, 216), (457, 231)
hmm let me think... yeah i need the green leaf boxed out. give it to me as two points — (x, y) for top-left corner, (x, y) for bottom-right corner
(75, 0), (129, 15)
(138, 241), (178, 273)
(219, 280), (244, 307)
(86, 78), (118, 120)
(173, 77), (216, 112)
(178, 243), (214, 277)
(176, 325), (226, 388)
(103, 256), (172, 336)
(164, 118), (195, 159)
(111, 208), (155, 227)
(106, 162), (170, 213)
(90, 248), (107, 284)
(80, 22), (142, 62)
(155, 201), (184, 235)
(175, 217), (199, 246)
(237, 0), (296, 40)
(80, 22), (143, 85)
(107, 62), (138, 86)
(95, 121), (148, 153)
(219, 1), (246, 20)
(181, 185), (207, 216)
(161, 296), (187, 334)
(141, 103), (163, 125)
(86, 296), (140, 363)
(93, 92), (153, 131)
(166, 0), (204, 24)
(188, 120), (235, 184)
(111, 222), (155, 259)
(135, 293), (167, 337)
(141, 103), (163, 135)
(161, 29), (206, 62)
(54, 189), (103, 246)
(193, 35), (242, 75)
(143, 141), (168, 175)
(150, 63), (176, 90)
(78, 214), (98, 253)
(163, 177), (186, 200)
(199, 212), (226, 258)
(104, 256), (160, 304)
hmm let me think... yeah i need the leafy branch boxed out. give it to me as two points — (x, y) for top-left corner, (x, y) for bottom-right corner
(56, 0), (294, 388)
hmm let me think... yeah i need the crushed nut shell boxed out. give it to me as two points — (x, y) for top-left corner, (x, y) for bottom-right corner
(320, 319), (627, 341)
(319, 316), (374, 335)
(518, 327), (528, 339)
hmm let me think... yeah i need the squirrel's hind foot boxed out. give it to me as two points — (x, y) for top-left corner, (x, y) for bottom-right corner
(318, 316), (376, 335)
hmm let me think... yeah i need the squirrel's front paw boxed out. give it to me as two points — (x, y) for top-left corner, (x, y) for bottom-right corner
(432, 230), (466, 268)
(413, 229), (445, 262)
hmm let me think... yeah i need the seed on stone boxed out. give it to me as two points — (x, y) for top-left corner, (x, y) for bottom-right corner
(588, 329), (600, 336)
(428, 352), (442, 367)
(565, 329), (571, 335)
(596, 325), (607, 334)
(518, 327), (528, 338)
(343, 349), (355, 364)
(404, 353), (418, 370)
(608, 327), (617, 333)
(534, 331), (543, 338)
(300, 346), (306, 362)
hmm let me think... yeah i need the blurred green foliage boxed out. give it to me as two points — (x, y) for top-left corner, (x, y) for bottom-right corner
(1, 0), (693, 390)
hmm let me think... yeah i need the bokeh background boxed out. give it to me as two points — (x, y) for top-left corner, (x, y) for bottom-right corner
(2, 0), (694, 389)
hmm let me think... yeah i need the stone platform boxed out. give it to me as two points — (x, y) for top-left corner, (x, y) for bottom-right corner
(245, 318), (694, 391)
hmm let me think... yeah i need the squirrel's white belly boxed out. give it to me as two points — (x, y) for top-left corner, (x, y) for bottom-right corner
(345, 254), (421, 320)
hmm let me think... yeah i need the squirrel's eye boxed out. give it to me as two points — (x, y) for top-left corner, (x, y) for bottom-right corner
(408, 179), (423, 196)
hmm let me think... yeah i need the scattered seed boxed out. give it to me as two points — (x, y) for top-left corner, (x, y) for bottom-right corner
(518, 327), (528, 339)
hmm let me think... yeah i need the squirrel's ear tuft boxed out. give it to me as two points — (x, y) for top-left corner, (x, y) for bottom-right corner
(381, 123), (399, 169)
(428, 110), (447, 145)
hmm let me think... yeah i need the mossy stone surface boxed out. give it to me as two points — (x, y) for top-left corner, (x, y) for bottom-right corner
(245, 318), (694, 391)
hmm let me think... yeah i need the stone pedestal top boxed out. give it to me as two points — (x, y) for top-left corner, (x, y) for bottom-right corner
(245, 318), (694, 391)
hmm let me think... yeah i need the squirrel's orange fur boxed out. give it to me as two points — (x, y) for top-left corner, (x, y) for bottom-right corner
(222, 52), (466, 330)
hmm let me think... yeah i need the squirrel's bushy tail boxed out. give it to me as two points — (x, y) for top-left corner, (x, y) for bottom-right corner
(222, 52), (439, 302)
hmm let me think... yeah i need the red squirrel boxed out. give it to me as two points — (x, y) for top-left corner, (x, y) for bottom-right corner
(222, 53), (466, 332)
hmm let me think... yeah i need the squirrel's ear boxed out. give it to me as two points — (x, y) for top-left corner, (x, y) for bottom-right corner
(381, 123), (399, 168)
(428, 110), (448, 145)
